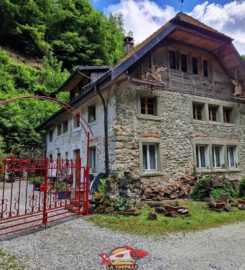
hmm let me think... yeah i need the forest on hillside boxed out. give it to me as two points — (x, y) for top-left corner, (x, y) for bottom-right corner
(0, 0), (125, 157)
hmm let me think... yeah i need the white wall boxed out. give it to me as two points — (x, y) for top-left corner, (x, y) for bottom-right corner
(46, 89), (116, 174)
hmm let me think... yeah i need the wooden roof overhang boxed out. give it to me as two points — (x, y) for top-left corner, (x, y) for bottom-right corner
(168, 25), (245, 89)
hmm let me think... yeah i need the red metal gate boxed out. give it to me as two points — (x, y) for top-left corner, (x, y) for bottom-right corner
(0, 157), (89, 236)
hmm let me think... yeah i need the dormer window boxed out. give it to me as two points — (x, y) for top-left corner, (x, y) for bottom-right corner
(169, 51), (176, 69)
(203, 60), (208, 77)
(192, 57), (198, 74)
(180, 54), (187, 72)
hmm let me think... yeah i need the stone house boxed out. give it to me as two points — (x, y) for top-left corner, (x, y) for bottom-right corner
(39, 13), (245, 194)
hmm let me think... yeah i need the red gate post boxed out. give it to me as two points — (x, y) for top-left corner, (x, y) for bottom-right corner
(42, 158), (48, 226)
(83, 132), (90, 215)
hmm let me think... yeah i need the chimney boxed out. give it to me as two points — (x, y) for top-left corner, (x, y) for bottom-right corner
(124, 36), (134, 54)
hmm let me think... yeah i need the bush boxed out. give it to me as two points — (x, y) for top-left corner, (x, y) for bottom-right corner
(113, 196), (132, 211)
(98, 178), (109, 195)
(192, 175), (239, 201)
(239, 177), (245, 197)
(192, 175), (213, 200)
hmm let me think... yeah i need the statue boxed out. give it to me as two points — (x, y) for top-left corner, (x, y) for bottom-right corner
(231, 79), (244, 97)
(142, 65), (167, 83)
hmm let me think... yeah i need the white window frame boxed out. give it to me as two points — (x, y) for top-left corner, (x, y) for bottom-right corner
(88, 104), (96, 123)
(89, 146), (97, 172)
(48, 130), (53, 142)
(142, 143), (158, 171)
(196, 145), (209, 169)
(227, 145), (238, 168)
(57, 124), (62, 136)
(212, 145), (224, 169)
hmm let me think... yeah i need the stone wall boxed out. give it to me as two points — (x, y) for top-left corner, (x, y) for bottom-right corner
(113, 81), (245, 193)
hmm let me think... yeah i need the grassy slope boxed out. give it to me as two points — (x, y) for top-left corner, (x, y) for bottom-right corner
(88, 201), (245, 236)
(0, 250), (27, 270)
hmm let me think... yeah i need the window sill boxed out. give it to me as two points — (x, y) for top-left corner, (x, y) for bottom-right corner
(137, 114), (162, 121)
(88, 121), (97, 126)
(73, 127), (81, 132)
(197, 168), (241, 173)
(192, 119), (235, 126)
(141, 171), (163, 177)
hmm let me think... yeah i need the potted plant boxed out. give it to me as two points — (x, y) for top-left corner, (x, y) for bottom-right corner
(54, 181), (71, 200)
(29, 176), (44, 191)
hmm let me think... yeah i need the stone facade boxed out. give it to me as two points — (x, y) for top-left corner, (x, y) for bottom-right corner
(44, 20), (245, 200)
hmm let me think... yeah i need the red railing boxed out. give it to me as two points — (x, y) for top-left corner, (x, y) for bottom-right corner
(0, 157), (89, 236)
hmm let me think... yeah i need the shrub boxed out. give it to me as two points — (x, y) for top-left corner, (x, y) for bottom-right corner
(239, 177), (245, 197)
(191, 175), (213, 200)
(98, 178), (109, 195)
(192, 175), (239, 201)
(113, 196), (132, 211)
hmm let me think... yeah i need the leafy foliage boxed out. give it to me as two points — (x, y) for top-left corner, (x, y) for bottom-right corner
(239, 177), (245, 197)
(192, 175), (239, 201)
(113, 196), (132, 211)
(0, 0), (125, 70)
(191, 175), (213, 201)
(98, 178), (109, 195)
(0, 48), (69, 155)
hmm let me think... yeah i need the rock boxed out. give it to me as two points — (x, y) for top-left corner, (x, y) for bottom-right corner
(224, 205), (233, 212)
(177, 208), (189, 215)
(148, 212), (157, 220)
(238, 204), (245, 210)
(169, 192), (178, 199)
(155, 207), (166, 214)
(165, 212), (178, 217)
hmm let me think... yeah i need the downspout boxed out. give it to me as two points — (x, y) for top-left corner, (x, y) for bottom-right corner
(94, 85), (109, 176)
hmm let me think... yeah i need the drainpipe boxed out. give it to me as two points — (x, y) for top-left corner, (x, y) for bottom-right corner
(94, 85), (109, 176)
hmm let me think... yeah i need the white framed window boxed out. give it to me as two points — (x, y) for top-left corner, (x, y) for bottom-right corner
(140, 96), (158, 115)
(73, 113), (81, 129)
(208, 105), (219, 121)
(142, 143), (159, 171)
(212, 145), (224, 168)
(63, 121), (68, 133)
(193, 102), (205, 120)
(48, 130), (53, 142)
(223, 107), (233, 123)
(88, 105), (96, 123)
(196, 145), (209, 169)
(227, 146), (238, 168)
(57, 124), (62, 136)
(89, 146), (96, 172)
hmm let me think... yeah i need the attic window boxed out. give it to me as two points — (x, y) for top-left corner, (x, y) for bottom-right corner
(169, 51), (176, 69)
(203, 60), (208, 77)
(180, 54), (187, 72)
(140, 97), (157, 115)
(192, 57), (198, 74)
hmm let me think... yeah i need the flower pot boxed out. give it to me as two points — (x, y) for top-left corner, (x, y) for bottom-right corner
(34, 183), (40, 191)
(237, 199), (245, 205)
(58, 191), (71, 200)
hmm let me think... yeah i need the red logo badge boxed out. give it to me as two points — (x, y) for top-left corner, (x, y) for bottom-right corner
(100, 246), (148, 269)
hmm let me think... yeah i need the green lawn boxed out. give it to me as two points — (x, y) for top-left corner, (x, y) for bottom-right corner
(0, 250), (27, 270)
(88, 200), (245, 236)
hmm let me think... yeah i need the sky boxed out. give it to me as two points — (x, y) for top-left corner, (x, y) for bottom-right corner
(89, 0), (245, 54)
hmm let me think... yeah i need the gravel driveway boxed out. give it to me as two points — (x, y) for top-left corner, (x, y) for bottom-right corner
(0, 218), (244, 270)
